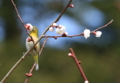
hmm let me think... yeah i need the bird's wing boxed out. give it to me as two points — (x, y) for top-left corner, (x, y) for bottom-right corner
(32, 37), (40, 54)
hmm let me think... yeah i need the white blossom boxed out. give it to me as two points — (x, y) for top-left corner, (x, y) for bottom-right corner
(64, 32), (68, 35)
(49, 27), (54, 32)
(52, 23), (57, 27)
(61, 26), (66, 31)
(83, 29), (90, 39)
(56, 28), (64, 34)
(58, 25), (63, 28)
(56, 26), (66, 35)
(25, 23), (33, 31)
(95, 31), (102, 37)
(68, 53), (72, 57)
(84, 80), (89, 83)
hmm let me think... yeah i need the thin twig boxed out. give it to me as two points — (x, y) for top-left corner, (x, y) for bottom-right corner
(11, 0), (34, 42)
(24, 63), (36, 83)
(43, 0), (72, 34)
(43, 19), (113, 39)
(92, 19), (113, 32)
(43, 33), (83, 38)
(0, 0), (72, 83)
(54, 0), (72, 23)
(68, 48), (89, 83)
(39, 38), (48, 56)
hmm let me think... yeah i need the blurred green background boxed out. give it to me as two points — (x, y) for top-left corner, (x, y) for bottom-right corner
(0, 0), (120, 83)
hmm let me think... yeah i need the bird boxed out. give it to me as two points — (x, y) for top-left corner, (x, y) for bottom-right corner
(25, 23), (40, 70)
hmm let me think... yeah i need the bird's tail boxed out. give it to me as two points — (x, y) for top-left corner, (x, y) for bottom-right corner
(33, 55), (39, 70)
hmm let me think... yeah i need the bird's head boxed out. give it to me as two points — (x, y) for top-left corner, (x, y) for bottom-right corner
(25, 23), (38, 36)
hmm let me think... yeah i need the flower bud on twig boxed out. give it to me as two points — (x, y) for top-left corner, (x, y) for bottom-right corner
(62, 32), (68, 36)
(25, 23), (33, 31)
(94, 31), (102, 37)
(83, 29), (90, 39)
(26, 73), (33, 77)
(56, 25), (66, 35)
(49, 27), (54, 32)
(68, 53), (73, 57)
(84, 80), (89, 83)
(69, 4), (74, 8)
(52, 23), (58, 27)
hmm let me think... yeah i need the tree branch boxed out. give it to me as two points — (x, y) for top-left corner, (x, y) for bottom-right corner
(43, 0), (73, 34)
(54, 0), (72, 23)
(92, 19), (113, 32)
(39, 38), (48, 56)
(11, 0), (33, 40)
(0, 0), (72, 83)
(43, 19), (113, 39)
(24, 63), (36, 83)
(68, 48), (89, 83)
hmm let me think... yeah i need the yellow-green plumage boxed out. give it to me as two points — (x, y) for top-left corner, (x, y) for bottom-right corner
(29, 26), (40, 53)
(26, 26), (40, 70)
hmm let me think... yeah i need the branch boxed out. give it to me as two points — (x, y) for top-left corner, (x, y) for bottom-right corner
(68, 48), (89, 83)
(92, 19), (113, 32)
(11, 0), (34, 43)
(39, 38), (48, 56)
(0, 0), (72, 83)
(43, 0), (72, 34)
(54, 0), (72, 23)
(24, 63), (36, 83)
(43, 34), (83, 38)
(43, 19), (113, 39)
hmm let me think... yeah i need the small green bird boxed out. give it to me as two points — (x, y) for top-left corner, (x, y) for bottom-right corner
(25, 23), (40, 70)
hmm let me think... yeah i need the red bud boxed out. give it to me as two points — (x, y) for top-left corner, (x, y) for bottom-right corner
(69, 4), (74, 8)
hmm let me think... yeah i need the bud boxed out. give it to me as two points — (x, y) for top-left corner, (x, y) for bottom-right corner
(25, 23), (33, 31)
(68, 53), (72, 57)
(56, 25), (66, 35)
(58, 25), (63, 28)
(52, 23), (57, 27)
(84, 80), (89, 83)
(26, 73), (33, 77)
(83, 29), (90, 39)
(56, 28), (64, 34)
(69, 4), (74, 8)
(95, 31), (102, 37)
(62, 32), (68, 36)
(49, 27), (54, 32)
